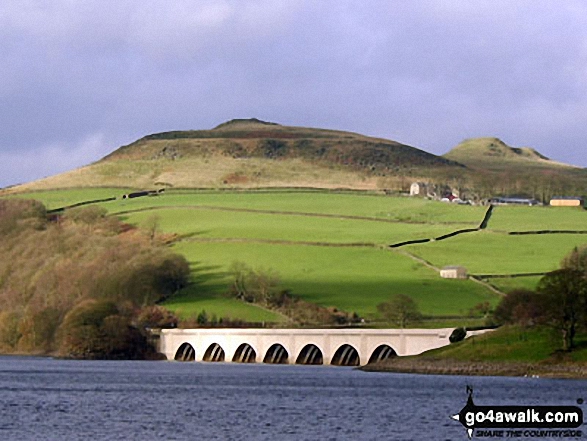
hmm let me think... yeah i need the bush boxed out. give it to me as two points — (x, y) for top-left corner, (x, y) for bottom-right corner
(58, 300), (151, 359)
(449, 327), (467, 343)
(0, 311), (21, 351)
(493, 289), (543, 326)
(136, 305), (178, 329)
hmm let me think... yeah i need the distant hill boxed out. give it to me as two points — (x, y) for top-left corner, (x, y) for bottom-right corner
(443, 137), (566, 168)
(6, 120), (587, 201)
(442, 137), (587, 200)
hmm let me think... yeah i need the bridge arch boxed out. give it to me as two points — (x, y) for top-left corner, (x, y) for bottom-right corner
(232, 343), (257, 363)
(331, 344), (360, 366)
(263, 344), (289, 364)
(174, 343), (195, 362)
(368, 344), (397, 364)
(295, 344), (323, 365)
(203, 343), (225, 362)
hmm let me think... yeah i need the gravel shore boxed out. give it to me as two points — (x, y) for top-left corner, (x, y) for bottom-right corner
(361, 358), (587, 379)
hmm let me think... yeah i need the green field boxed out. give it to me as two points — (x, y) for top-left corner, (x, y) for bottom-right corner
(5, 188), (587, 324)
(483, 275), (544, 293)
(163, 285), (287, 323)
(120, 207), (470, 244)
(171, 241), (495, 318)
(488, 205), (587, 231)
(406, 231), (587, 275)
(107, 190), (486, 224)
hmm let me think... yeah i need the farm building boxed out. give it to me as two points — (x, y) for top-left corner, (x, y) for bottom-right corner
(410, 182), (428, 196)
(489, 197), (540, 206)
(549, 196), (584, 207)
(440, 266), (468, 279)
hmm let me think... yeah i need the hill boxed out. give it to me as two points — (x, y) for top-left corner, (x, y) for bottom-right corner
(442, 137), (587, 200)
(10, 119), (464, 192)
(5, 120), (587, 203)
(444, 137), (566, 168)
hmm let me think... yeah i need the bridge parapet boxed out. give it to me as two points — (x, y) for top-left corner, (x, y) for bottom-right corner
(159, 328), (454, 366)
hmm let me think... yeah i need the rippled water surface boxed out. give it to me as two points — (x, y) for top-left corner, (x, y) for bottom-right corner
(0, 357), (585, 440)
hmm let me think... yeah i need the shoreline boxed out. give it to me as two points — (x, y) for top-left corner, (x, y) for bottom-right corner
(361, 358), (587, 379)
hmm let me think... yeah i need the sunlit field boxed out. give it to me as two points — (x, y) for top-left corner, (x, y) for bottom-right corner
(5, 188), (586, 323)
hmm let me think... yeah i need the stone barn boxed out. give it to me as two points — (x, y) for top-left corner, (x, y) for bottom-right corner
(440, 266), (468, 279)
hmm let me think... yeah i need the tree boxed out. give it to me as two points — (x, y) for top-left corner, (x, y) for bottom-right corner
(536, 269), (587, 351)
(493, 289), (543, 327)
(142, 214), (161, 243)
(228, 262), (280, 305)
(562, 246), (587, 273)
(377, 294), (422, 328)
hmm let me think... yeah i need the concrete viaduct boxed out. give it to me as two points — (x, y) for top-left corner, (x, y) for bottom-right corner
(158, 328), (455, 366)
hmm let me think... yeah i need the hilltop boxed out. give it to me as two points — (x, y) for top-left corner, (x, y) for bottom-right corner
(6, 120), (587, 200)
(443, 137), (569, 168)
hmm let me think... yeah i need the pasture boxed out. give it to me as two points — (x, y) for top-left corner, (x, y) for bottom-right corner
(405, 231), (587, 274)
(4, 188), (586, 324)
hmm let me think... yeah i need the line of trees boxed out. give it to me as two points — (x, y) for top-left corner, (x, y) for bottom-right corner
(0, 199), (188, 358)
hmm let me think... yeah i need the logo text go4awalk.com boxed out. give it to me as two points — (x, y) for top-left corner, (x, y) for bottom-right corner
(451, 386), (584, 439)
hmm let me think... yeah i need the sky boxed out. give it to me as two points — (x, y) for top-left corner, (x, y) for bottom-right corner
(1, 1), (586, 188)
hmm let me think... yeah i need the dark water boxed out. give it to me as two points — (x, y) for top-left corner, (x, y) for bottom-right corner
(0, 357), (585, 440)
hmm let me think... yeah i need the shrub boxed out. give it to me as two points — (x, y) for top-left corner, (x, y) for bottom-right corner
(449, 327), (467, 343)
(58, 300), (150, 359)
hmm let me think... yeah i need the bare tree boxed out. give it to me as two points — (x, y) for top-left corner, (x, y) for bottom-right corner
(377, 294), (422, 328)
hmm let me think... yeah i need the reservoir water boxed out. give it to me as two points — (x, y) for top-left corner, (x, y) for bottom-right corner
(0, 356), (585, 440)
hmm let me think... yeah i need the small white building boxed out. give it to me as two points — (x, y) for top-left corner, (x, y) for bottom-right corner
(440, 266), (468, 279)
(410, 182), (427, 196)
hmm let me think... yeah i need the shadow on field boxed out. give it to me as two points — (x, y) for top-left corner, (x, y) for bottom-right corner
(178, 230), (211, 239)
(187, 262), (228, 292)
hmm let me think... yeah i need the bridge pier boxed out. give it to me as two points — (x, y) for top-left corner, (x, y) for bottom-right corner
(159, 328), (454, 366)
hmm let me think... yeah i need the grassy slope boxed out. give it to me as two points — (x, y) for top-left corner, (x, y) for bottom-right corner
(406, 232), (587, 274)
(365, 326), (587, 376)
(164, 285), (288, 323)
(108, 190), (486, 223)
(487, 205), (587, 231)
(405, 205), (587, 291)
(121, 208), (470, 244)
(171, 241), (495, 318)
(12, 158), (389, 192)
(4, 188), (586, 323)
(98, 191), (498, 321)
(420, 326), (587, 363)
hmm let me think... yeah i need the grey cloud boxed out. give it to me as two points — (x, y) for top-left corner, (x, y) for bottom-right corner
(1, 0), (586, 188)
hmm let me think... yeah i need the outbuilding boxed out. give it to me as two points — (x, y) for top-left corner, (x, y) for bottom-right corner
(410, 182), (427, 196)
(549, 196), (584, 207)
(440, 266), (468, 279)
